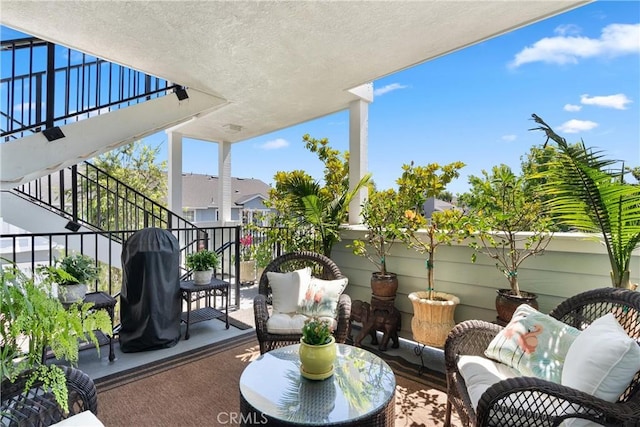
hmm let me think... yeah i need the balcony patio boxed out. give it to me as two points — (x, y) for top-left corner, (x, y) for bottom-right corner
(37, 227), (633, 426)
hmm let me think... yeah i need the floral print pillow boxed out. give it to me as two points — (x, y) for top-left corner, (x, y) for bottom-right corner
(485, 304), (581, 383)
(298, 277), (348, 318)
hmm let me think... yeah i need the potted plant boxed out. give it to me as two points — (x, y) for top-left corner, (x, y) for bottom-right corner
(462, 164), (553, 325)
(397, 161), (470, 347)
(239, 234), (257, 284)
(186, 249), (220, 285)
(253, 240), (273, 282)
(1, 265), (112, 412)
(299, 317), (336, 380)
(350, 188), (408, 299)
(531, 114), (640, 290)
(39, 253), (99, 303)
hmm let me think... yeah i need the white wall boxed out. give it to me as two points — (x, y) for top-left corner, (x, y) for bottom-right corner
(333, 228), (640, 341)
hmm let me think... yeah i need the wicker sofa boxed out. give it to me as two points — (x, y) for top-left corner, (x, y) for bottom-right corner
(253, 251), (351, 354)
(444, 287), (640, 427)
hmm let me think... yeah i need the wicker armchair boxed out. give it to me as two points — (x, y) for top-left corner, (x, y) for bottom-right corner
(1, 366), (98, 426)
(253, 251), (352, 354)
(444, 287), (640, 427)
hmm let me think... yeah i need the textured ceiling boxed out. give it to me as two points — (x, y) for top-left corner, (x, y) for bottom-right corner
(0, 1), (589, 144)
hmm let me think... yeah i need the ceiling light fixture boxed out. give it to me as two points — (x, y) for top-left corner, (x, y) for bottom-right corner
(223, 124), (243, 134)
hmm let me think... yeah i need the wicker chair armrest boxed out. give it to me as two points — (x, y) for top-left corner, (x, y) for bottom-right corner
(333, 293), (352, 343)
(1, 366), (97, 426)
(477, 376), (638, 427)
(63, 366), (98, 416)
(444, 320), (503, 372)
(253, 294), (270, 333)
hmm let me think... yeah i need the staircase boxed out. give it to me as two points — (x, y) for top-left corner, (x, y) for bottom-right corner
(0, 35), (242, 307)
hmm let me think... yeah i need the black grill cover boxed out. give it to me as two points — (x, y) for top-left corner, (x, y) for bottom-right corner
(119, 228), (181, 352)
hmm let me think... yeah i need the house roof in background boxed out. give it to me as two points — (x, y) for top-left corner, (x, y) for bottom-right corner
(181, 174), (270, 209)
(0, 1), (589, 145)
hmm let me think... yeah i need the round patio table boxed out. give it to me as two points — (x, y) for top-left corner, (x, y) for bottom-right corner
(239, 343), (396, 426)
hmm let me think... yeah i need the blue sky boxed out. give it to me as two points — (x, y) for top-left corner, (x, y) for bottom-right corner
(3, 1), (639, 196)
(165, 1), (639, 195)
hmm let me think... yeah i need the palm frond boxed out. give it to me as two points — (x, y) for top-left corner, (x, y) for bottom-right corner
(531, 114), (640, 286)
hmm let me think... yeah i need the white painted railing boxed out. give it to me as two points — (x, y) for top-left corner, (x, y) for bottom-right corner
(333, 227), (640, 341)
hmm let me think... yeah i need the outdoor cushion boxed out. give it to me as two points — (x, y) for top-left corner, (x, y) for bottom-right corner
(458, 355), (521, 410)
(266, 313), (336, 334)
(51, 411), (105, 427)
(267, 267), (312, 313)
(562, 312), (640, 403)
(484, 304), (580, 383)
(297, 277), (348, 318)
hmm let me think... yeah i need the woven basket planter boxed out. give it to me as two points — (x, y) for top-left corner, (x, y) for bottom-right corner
(409, 291), (460, 348)
(239, 260), (256, 283)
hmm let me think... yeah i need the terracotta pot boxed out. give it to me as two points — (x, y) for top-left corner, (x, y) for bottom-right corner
(299, 336), (336, 380)
(409, 291), (460, 348)
(495, 288), (538, 326)
(370, 272), (398, 300)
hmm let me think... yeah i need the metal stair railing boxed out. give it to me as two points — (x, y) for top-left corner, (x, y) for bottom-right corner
(13, 161), (198, 242)
(1, 36), (180, 142)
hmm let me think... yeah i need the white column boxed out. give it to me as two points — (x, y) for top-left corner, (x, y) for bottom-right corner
(218, 140), (232, 225)
(348, 83), (373, 225)
(167, 131), (183, 216)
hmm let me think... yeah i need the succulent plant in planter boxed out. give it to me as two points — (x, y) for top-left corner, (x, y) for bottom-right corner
(299, 317), (336, 380)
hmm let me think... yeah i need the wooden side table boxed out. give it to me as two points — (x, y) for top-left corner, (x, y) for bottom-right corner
(180, 278), (230, 340)
(82, 291), (117, 362)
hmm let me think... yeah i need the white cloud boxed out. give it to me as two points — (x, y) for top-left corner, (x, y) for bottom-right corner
(557, 119), (598, 134)
(260, 138), (289, 150)
(501, 134), (517, 142)
(554, 24), (582, 37)
(580, 93), (632, 110)
(374, 83), (408, 96)
(564, 104), (582, 112)
(509, 23), (640, 68)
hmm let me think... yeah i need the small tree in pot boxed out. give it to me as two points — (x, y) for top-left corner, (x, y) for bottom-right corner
(398, 161), (471, 347)
(461, 164), (553, 325)
(350, 188), (408, 299)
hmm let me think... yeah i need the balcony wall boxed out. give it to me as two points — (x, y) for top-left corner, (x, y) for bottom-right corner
(333, 227), (640, 341)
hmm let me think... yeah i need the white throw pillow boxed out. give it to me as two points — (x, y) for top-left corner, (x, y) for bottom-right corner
(297, 277), (348, 318)
(562, 312), (640, 402)
(266, 267), (312, 314)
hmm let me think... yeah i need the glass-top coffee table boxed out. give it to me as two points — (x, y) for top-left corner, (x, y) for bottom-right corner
(239, 343), (396, 426)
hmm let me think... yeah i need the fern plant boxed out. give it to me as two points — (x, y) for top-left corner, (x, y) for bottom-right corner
(530, 114), (640, 288)
(1, 265), (112, 412)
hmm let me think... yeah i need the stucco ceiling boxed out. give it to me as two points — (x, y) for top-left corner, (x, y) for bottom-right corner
(1, 1), (589, 144)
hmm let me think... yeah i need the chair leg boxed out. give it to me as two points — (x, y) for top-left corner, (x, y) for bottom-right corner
(445, 398), (452, 427)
